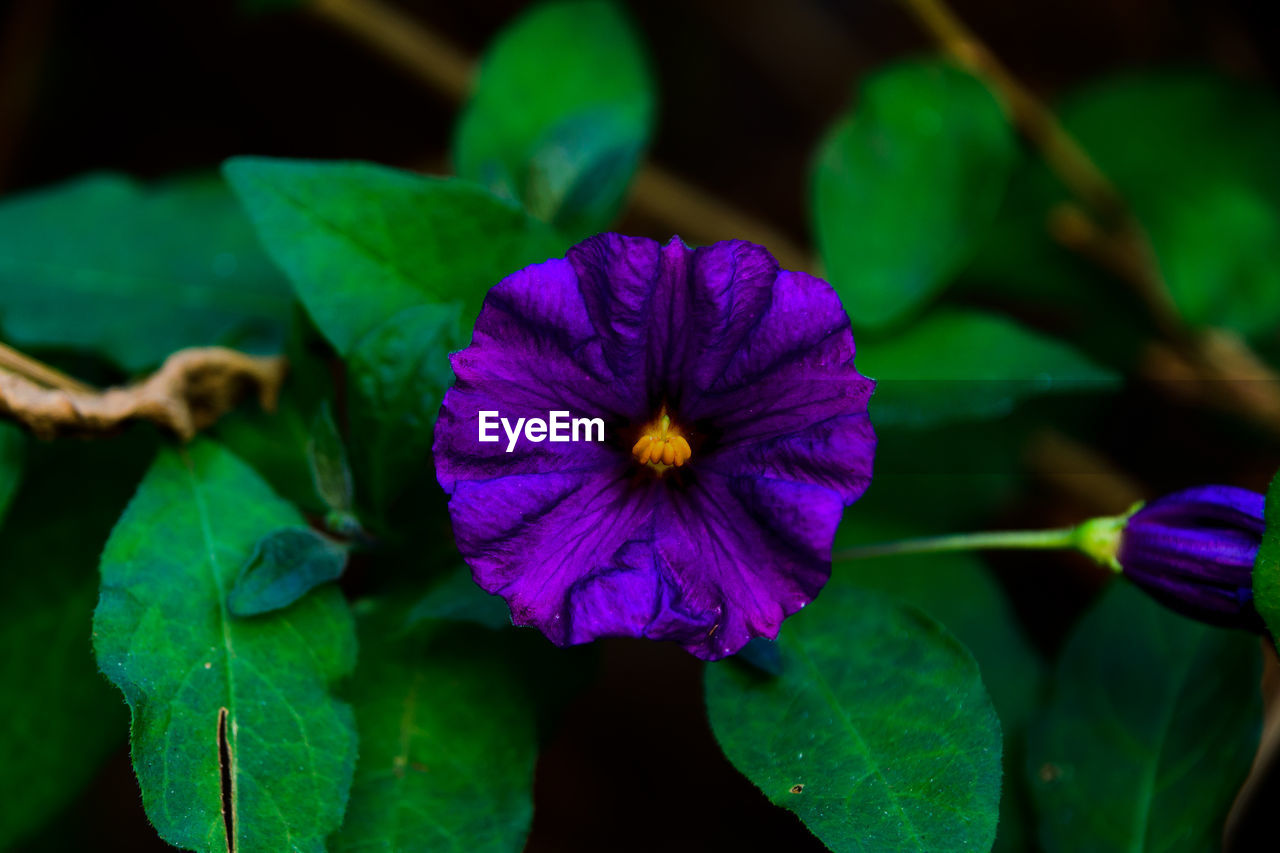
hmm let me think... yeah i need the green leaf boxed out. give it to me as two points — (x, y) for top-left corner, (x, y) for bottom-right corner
(1029, 582), (1261, 853)
(705, 584), (1003, 852)
(0, 433), (151, 848)
(832, 515), (1044, 853)
(347, 303), (459, 512)
(0, 422), (25, 526)
(0, 172), (292, 371)
(93, 441), (357, 853)
(333, 606), (537, 852)
(1057, 72), (1280, 338)
(406, 564), (512, 631)
(215, 307), (334, 516)
(307, 401), (354, 516)
(223, 157), (564, 356)
(228, 526), (348, 617)
(455, 0), (654, 239)
(859, 308), (1118, 428)
(959, 149), (1150, 372)
(1253, 469), (1280, 643)
(812, 60), (1015, 330)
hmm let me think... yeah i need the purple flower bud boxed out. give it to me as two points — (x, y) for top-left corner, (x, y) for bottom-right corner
(1118, 485), (1266, 631)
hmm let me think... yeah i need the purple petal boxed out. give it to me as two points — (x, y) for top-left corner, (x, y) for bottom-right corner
(652, 472), (846, 658)
(447, 465), (652, 642)
(1129, 485), (1265, 535)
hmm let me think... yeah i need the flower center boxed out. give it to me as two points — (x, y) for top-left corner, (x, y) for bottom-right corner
(631, 406), (691, 472)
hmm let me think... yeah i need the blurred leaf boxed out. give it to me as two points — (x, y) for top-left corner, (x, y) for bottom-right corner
(215, 308), (334, 515)
(216, 392), (324, 513)
(94, 441), (357, 852)
(1029, 582), (1261, 853)
(1058, 72), (1280, 338)
(0, 433), (151, 847)
(705, 585), (1002, 852)
(333, 606), (537, 852)
(0, 173), (292, 371)
(0, 422), (25, 525)
(860, 308), (1119, 428)
(348, 303), (459, 513)
(960, 150), (1151, 371)
(455, 0), (654, 239)
(406, 564), (512, 631)
(813, 60), (1015, 330)
(1249, 468), (1280, 646)
(833, 515), (1044, 853)
(307, 401), (354, 515)
(223, 157), (564, 356)
(228, 526), (348, 617)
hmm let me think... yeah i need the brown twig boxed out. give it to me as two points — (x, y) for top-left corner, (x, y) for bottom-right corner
(1025, 430), (1145, 514)
(897, 0), (1185, 340)
(305, 0), (814, 272)
(898, 0), (1280, 438)
(0, 346), (286, 440)
(0, 341), (96, 394)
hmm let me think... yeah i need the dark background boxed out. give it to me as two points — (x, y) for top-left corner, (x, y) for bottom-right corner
(3, 1), (1279, 850)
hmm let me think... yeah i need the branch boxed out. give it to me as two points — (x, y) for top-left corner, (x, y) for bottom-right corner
(898, 0), (1280, 438)
(0, 346), (286, 440)
(897, 0), (1184, 339)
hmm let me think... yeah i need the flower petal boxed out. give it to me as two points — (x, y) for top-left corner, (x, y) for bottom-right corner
(653, 471), (846, 659)
(435, 257), (639, 490)
(446, 464), (656, 637)
(693, 270), (876, 503)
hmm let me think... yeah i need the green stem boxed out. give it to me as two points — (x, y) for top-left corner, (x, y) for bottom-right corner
(834, 527), (1078, 561)
(833, 509), (1138, 569)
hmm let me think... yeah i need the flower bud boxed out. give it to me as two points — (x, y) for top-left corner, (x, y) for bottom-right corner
(1114, 485), (1266, 631)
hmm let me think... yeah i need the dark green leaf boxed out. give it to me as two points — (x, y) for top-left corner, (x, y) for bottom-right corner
(1057, 72), (1280, 338)
(0, 422), (25, 525)
(455, 0), (654, 238)
(216, 391), (324, 514)
(228, 526), (349, 617)
(222, 157), (564, 355)
(0, 433), (151, 848)
(959, 149), (1150, 372)
(1029, 582), (1261, 852)
(832, 515), (1044, 853)
(859, 308), (1118, 428)
(1253, 469), (1280, 643)
(705, 584), (1003, 852)
(215, 307), (334, 515)
(333, 606), (537, 852)
(307, 401), (354, 515)
(406, 564), (512, 631)
(94, 441), (357, 852)
(347, 303), (459, 512)
(0, 173), (292, 371)
(813, 60), (1015, 330)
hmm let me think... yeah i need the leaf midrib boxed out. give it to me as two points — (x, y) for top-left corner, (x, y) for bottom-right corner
(184, 449), (238, 852)
(1128, 632), (1204, 853)
(791, 635), (929, 851)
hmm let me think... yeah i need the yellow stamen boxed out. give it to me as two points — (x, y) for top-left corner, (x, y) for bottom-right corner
(632, 405), (691, 473)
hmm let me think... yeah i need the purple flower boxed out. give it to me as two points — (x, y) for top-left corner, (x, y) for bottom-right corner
(1118, 485), (1266, 631)
(433, 234), (875, 660)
